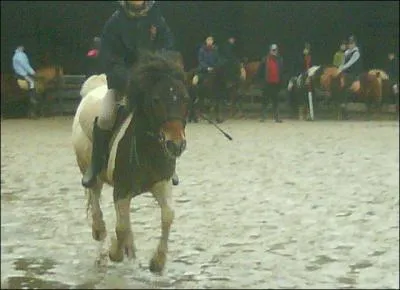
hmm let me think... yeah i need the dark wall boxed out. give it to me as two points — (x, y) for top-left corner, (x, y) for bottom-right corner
(1, 1), (399, 75)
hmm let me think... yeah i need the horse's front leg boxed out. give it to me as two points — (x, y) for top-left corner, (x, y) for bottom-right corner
(149, 180), (174, 273)
(109, 189), (135, 262)
(87, 182), (107, 241)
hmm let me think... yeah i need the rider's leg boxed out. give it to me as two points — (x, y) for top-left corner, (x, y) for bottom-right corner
(82, 88), (117, 188)
(25, 76), (38, 118)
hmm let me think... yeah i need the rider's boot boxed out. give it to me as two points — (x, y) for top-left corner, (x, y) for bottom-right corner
(28, 89), (39, 119)
(82, 117), (112, 188)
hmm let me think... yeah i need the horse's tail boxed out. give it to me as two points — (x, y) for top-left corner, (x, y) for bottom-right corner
(80, 74), (107, 98)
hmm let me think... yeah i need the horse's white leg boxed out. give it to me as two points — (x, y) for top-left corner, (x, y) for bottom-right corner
(86, 182), (107, 241)
(109, 191), (135, 262)
(149, 180), (174, 273)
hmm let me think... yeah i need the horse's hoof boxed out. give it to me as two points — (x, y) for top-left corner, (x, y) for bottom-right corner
(124, 243), (136, 260)
(92, 224), (107, 241)
(172, 176), (179, 186)
(149, 255), (165, 274)
(109, 237), (124, 262)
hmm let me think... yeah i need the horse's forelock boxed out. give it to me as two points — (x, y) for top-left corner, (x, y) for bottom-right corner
(126, 52), (185, 107)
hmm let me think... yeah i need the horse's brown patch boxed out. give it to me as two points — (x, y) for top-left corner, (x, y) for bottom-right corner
(350, 81), (361, 93)
(320, 67), (340, 91)
(161, 120), (185, 142)
(35, 65), (64, 93)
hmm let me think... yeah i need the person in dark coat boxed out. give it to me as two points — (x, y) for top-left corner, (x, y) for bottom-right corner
(220, 36), (239, 63)
(386, 52), (399, 81)
(385, 51), (399, 105)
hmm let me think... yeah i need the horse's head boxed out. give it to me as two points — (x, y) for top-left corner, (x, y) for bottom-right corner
(127, 52), (190, 159)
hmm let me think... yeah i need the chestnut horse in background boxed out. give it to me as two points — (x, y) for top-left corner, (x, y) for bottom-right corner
(1, 64), (64, 118)
(313, 67), (390, 119)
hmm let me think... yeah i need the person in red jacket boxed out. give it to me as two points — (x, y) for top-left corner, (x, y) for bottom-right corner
(257, 43), (284, 123)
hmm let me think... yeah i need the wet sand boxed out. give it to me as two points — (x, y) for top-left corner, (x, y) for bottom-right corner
(1, 116), (399, 289)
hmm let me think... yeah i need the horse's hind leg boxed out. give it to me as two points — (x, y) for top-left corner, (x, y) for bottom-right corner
(86, 182), (107, 241)
(109, 189), (135, 262)
(149, 180), (174, 273)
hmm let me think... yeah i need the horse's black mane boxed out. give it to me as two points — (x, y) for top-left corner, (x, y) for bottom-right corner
(126, 51), (185, 108)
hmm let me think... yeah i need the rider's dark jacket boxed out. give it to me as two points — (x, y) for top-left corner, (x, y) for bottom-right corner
(99, 1), (175, 91)
(198, 44), (220, 72)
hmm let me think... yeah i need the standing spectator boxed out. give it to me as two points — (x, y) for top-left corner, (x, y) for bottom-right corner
(86, 36), (101, 76)
(385, 51), (399, 102)
(257, 43), (284, 123)
(385, 51), (399, 81)
(333, 40), (346, 68)
(302, 42), (312, 72)
(220, 36), (239, 63)
(219, 36), (244, 108)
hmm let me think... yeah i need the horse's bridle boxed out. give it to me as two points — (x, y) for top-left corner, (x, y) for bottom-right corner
(146, 113), (187, 142)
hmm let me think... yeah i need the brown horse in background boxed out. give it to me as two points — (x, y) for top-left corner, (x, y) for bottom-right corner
(35, 65), (64, 94)
(238, 60), (262, 100)
(1, 64), (64, 118)
(241, 60), (262, 93)
(318, 67), (390, 119)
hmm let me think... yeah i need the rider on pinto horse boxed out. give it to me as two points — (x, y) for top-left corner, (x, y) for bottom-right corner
(82, 0), (176, 189)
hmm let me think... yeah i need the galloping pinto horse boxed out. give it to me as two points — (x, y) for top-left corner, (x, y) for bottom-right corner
(72, 52), (189, 273)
